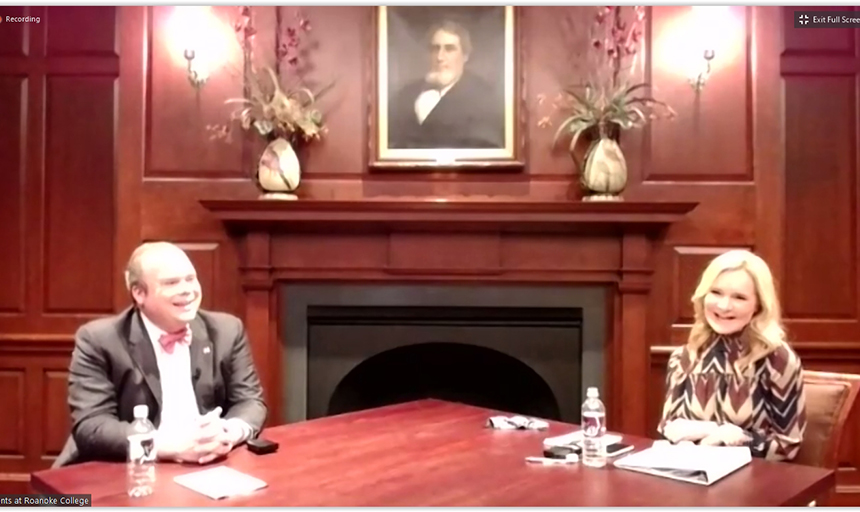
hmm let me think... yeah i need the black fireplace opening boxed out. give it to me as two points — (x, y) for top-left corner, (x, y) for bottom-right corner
(307, 305), (582, 422)
(326, 341), (561, 420)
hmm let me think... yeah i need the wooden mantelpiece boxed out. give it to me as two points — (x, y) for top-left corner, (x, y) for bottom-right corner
(199, 199), (698, 232)
(200, 199), (698, 436)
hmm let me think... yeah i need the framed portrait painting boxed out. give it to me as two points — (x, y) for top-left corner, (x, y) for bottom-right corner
(369, 6), (524, 171)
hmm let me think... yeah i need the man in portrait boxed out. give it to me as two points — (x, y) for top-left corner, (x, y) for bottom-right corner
(388, 19), (504, 150)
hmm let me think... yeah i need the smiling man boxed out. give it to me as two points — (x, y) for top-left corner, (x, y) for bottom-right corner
(54, 242), (267, 467)
(388, 19), (504, 150)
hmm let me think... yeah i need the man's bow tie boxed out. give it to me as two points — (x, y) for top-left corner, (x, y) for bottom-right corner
(158, 327), (190, 354)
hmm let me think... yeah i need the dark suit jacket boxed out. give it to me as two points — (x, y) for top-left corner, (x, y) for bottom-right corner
(388, 71), (504, 150)
(53, 307), (267, 468)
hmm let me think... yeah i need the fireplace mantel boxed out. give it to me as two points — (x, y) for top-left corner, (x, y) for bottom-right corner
(200, 198), (698, 437)
(199, 199), (698, 233)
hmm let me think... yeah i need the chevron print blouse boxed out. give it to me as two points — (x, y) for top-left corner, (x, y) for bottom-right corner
(659, 334), (807, 461)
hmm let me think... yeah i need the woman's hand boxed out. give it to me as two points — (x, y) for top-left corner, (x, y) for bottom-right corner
(662, 419), (720, 443)
(699, 423), (750, 446)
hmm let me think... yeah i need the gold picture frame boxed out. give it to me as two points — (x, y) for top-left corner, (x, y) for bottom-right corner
(368, 6), (524, 172)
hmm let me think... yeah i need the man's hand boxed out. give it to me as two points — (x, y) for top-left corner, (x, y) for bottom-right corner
(155, 431), (230, 465)
(155, 414), (235, 465)
(699, 423), (750, 446)
(192, 422), (233, 465)
(662, 419), (720, 443)
(193, 416), (250, 465)
(220, 419), (248, 446)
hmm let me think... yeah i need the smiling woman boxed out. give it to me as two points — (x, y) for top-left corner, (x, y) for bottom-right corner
(656, 249), (808, 463)
(702, 267), (758, 335)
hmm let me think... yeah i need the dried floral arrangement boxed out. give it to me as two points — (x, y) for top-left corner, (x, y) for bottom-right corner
(538, 6), (676, 156)
(207, 7), (331, 146)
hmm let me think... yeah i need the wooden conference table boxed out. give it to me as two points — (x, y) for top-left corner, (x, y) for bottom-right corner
(32, 399), (834, 506)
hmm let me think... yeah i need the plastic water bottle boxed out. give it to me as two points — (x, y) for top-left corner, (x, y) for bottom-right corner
(127, 404), (156, 497)
(581, 386), (607, 468)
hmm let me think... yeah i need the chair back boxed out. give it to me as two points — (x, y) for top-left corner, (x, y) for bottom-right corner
(794, 370), (860, 469)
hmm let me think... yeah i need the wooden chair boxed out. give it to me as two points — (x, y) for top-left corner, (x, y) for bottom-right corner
(793, 370), (860, 506)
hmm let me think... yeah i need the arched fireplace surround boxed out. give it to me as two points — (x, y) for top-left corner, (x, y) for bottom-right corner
(199, 199), (696, 436)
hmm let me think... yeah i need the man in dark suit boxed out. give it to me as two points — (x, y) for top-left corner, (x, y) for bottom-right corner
(388, 20), (504, 150)
(54, 242), (267, 467)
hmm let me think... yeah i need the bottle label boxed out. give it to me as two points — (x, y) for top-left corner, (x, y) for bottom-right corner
(128, 433), (156, 462)
(582, 414), (605, 437)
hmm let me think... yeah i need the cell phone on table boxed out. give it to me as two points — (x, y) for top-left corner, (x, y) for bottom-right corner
(247, 438), (279, 455)
(605, 442), (634, 457)
(544, 445), (582, 459)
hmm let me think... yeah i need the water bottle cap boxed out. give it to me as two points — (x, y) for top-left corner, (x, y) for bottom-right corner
(586, 387), (599, 398)
(133, 405), (149, 419)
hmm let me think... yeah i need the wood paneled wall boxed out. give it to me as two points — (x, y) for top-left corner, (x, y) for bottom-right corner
(0, 5), (858, 503)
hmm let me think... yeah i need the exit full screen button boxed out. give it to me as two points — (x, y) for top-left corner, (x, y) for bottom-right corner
(794, 11), (860, 28)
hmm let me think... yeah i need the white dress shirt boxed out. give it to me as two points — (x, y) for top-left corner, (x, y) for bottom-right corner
(141, 313), (200, 435)
(414, 81), (456, 125)
(140, 313), (252, 444)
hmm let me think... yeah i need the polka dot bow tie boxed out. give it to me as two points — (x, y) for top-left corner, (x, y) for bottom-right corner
(158, 327), (190, 354)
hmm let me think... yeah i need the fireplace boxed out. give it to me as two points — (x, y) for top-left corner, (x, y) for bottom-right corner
(200, 199), (697, 436)
(281, 284), (606, 424)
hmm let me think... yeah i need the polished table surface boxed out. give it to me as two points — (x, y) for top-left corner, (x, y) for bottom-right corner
(32, 399), (834, 506)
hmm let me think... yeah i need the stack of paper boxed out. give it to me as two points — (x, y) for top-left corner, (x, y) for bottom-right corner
(543, 430), (622, 448)
(173, 466), (268, 500)
(613, 444), (752, 486)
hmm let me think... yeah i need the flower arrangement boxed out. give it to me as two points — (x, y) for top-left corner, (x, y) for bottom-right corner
(207, 7), (330, 146)
(538, 6), (676, 156)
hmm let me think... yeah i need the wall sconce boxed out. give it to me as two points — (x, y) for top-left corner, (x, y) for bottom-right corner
(169, 6), (228, 91)
(687, 6), (732, 93)
(183, 48), (208, 88)
(690, 48), (715, 92)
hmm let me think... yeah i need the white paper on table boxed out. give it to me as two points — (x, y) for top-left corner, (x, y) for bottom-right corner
(613, 444), (752, 486)
(542, 430), (623, 448)
(173, 466), (268, 500)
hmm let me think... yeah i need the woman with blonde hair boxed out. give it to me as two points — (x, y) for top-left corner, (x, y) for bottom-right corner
(658, 249), (807, 461)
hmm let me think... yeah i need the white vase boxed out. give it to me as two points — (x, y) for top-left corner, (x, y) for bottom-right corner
(581, 137), (627, 202)
(256, 137), (301, 200)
